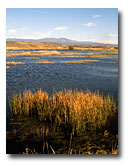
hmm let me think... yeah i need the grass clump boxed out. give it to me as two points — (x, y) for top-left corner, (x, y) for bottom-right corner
(6, 65), (10, 69)
(32, 57), (40, 60)
(9, 89), (117, 135)
(6, 62), (25, 65)
(68, 60), (100, 64)
(85, 55), (108, 58)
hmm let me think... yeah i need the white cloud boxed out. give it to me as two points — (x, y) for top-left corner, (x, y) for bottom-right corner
(93, 15), (101, 19)
(7, 26), (69, 39)
(33, 26), (68, 39)
(35, 30), (53, 38)
(53, 26), (68, 31)
(20, 28), (26, 31)
(108, 33), (118, 37)
(83, 22), (96, 27)
(7, 29), (17, 35)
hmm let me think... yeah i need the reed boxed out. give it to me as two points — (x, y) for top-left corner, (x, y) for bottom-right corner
(9, 89), (117, 134)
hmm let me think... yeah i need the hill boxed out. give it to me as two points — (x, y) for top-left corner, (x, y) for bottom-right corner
(6, 37), (117, 46)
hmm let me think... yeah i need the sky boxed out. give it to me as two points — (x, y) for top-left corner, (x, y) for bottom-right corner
(6, 8), (118, 44)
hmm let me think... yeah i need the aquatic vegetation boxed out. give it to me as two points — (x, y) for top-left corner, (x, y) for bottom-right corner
(6, 50), (60, 56)
(6, 62), (25, 65)
(20, 138), (118, 154)
(85, 55), (108, 58)
(68, 60), (100, 64)
(6, 65), (10, 69)
(102, 51), (118, 55)
(32, 57), (40, 60)
(9, 89), (117, 134)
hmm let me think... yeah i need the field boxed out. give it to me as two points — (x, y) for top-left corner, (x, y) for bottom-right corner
(6, 41), (118, 52)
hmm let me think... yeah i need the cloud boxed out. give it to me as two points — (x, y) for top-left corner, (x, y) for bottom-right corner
(93, 15), (101, 19)
(7, 29), (17, 35)
(20, 28), (26, 31)
(34, 26), (68, 38)
(83, 22), (96, 27)
(35, 30), (53, 38)
(53, 26), (68, 31)
(108, 33), (118, 37)
(7, 26), (68, 39)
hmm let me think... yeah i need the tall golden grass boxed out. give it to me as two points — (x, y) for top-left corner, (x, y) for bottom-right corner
(9, 89), (117, 134)
(6, 62), (25, 65)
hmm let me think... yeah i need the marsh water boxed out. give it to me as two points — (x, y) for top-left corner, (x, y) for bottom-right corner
(6, 50), (118, 154)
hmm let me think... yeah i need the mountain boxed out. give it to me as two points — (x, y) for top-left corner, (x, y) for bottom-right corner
(6, 37), (117, 46)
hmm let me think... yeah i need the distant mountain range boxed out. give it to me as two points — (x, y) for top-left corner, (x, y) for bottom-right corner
(6, 37), (117, 46)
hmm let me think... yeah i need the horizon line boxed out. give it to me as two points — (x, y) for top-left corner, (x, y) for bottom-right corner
(6, 37), (118, 45)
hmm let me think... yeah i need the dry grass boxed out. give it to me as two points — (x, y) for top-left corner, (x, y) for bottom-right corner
(85, 55), (108, 58)
(102, 52), (118, 55)
(9, 89), (117, 134)
(68, 60), (100, 64)
(74, 47), (118, 52)
(6, 42), (118, 52)
(6, 50), (60, 57)
(6, 41), (65, 50)
(6, 62), (25, 65)
(32, 57), (40, 60)
(6, 65), (10, 69)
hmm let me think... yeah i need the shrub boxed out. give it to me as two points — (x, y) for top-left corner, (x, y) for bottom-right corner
(68, 45), (74, 50)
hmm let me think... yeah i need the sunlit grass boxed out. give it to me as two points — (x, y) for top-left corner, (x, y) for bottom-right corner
(6, 62), (25, 65)
(9, 89), (117, 134)
(32, 57), (40, 60)
(6, 65), (10, 69)
(85, 55), (108, 58)
(102, 51), (118, 55)
(68, 60), (100, 64)
(6, 50), (60, 56)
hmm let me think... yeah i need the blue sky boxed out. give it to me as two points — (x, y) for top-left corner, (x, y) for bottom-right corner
(6, 8), (118, 44)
